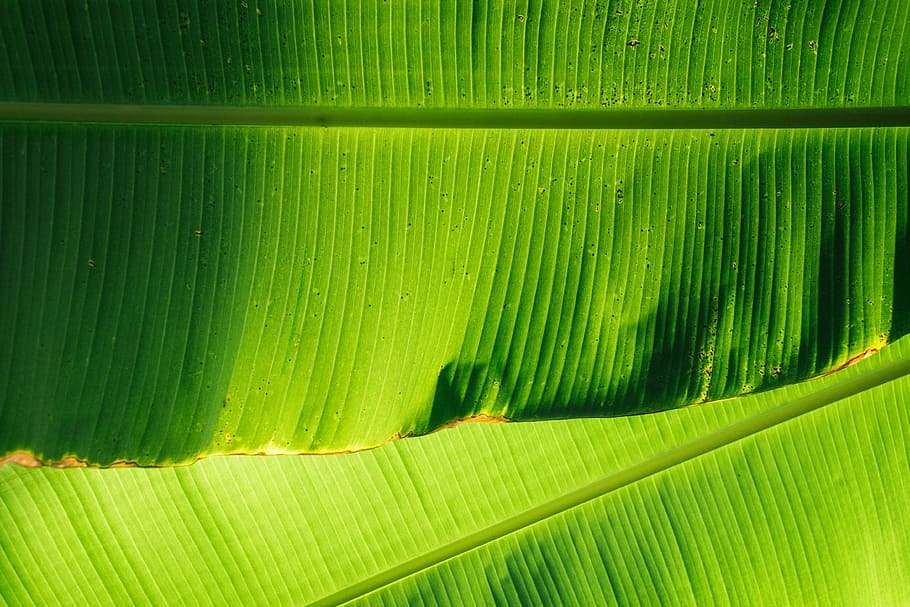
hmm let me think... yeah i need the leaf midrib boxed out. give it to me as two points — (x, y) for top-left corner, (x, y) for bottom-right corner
(309, 354), (910, 607)
(2, 103), (909, 129)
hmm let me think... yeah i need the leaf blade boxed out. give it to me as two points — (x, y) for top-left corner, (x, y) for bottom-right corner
(2, 336), (908, 605)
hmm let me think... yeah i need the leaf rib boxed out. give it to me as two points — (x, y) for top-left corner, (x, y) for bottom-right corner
(310, 354), (910, 607)
(1, 103), (909, 129)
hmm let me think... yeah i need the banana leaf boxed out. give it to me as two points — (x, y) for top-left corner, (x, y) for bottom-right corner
(1, 0), (910, 603)
(1, 0), (908, 464)
(2, 334), (908, 605)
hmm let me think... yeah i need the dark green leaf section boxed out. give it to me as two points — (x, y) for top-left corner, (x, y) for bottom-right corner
(1, 125), (906, 463)
(1, 0), (907, 109)
(0, 127), (242, 462)
(1, 0), (908, 463)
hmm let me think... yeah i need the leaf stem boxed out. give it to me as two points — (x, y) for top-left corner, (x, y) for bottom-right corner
(1, 103), (909, 129)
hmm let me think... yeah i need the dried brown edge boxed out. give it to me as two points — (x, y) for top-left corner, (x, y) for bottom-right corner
(821, 347), (879, 376)
(431, 413), (511, 432)
(0, 349), (878, 469)
(0, 415), (513, 469)
(0, 451), (146, 469)
(0, 350), (882, 468)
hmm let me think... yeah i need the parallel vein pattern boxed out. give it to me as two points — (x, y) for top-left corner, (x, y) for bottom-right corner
(1, 337), (908, 605)
(1, 125), (906, 462)
(1, 0), (907, 109)
(1, 1), (909, 603)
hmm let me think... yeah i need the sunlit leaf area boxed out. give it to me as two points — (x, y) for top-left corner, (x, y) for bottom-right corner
(1, 1), (908, 604)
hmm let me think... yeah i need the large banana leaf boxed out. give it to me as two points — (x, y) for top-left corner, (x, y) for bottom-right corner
(2, 333), (909, 605)
(1, 0), (909, 464)
(2, 0), (910, 603)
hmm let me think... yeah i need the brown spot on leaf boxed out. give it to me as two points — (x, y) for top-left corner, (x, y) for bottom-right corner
(434, 414), (510, 432)
(0, 452), (89, 468)
(822, 348), (879, 376)
(0, 452), (42, 468)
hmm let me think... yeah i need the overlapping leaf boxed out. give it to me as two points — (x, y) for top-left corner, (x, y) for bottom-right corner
(1, 0), (908, 463)
(2, 335), (908, 605)
(1, 0), (910, 604)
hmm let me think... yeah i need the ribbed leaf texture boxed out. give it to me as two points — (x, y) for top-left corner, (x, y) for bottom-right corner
(1, 0), (908, 463)
(2, 1), (910, 604)
(1, 336), (908, 605)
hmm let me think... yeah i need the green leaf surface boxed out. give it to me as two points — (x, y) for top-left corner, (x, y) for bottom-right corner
(2, 0), (909, 464)
(2, 335), (909, 605)
(1, 125), (908, 463)
(2, 2), (910, 602)
(1, 0), (907, 109)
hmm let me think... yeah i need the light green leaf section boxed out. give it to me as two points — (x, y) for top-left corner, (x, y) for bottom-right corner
(2, 336), (908, 606)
